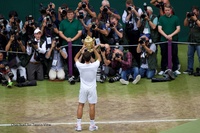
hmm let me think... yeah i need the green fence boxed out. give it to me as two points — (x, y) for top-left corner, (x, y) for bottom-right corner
(1, 0), (200, 41)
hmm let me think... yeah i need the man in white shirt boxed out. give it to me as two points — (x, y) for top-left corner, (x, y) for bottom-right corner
(26, 28), (46, 80)
(74, 45), (101, 131)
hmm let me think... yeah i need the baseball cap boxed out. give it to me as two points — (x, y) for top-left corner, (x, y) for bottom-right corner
(34, 28), (41, 34)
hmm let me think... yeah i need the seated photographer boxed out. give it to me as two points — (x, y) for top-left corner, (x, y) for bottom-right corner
(45, 37), (68, 81)
(98, 0), (121, 23)
(26, 28), (46, 81)
(111, 46), (141, 85)
(5, 33), (26, 81)
(87, 17), (109, 44)
(136, 35), (157, 79)
(0, 52), (14, 87)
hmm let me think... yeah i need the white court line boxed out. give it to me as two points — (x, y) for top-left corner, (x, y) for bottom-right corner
(0, 119), (197, 126)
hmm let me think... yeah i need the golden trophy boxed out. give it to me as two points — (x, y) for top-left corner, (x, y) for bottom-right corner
(82, 35), (95, 52)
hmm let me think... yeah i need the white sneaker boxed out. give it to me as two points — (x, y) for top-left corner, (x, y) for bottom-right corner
(75, 125), (82, 131)
(175, 70), (181, 75)
(120, 79), (129, 85)
(132, 75), (141, 84)
(158, 71), (164, 75)
(89, 125), (98, 131)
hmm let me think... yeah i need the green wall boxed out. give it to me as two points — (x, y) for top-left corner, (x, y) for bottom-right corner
(1, 0), (200, 41)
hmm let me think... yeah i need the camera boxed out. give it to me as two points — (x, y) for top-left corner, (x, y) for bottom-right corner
(187, 12), (195, 18)
(109, 22), (115, 28)
(39, 3), (47, 14)
(141, 14), (146, 19)
(103, 6), (108, 12)
(143, 2), (147, 12)
(68, 76), (75, 85)
(139, 37), (146, 44)
(78, 12), (84, 19)
(127, 6), (132, 11)
(61, 7), (67, 16)
(91, 22), (97, 30)
(82, 2), (87, 8)
(27, 15), (34, 26)
(115, 53), (120, 58)
(156, 2), (164, 9)
(54, 36), (60, 47)
(28, 39), (37, 46)
(100, 46), (106, 52)
(46, 16), (52, 28)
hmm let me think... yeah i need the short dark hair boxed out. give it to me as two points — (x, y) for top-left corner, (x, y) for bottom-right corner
(83, 51), (91, 62)
(67, 9), (74, 14)
(8, 10), (18, 18)
(192, 6), (199, 11)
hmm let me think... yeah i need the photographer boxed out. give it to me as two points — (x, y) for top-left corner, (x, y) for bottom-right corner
(96, 43), (112, 82)
(41, 14), (59, 49)
(111, 46), (141, 85)
(58, 4), (68, 21)
(183, 6), (200, 74)
(0, 14), (8, 59)
(22, 15), (38, 45)
(0, 52), (14, 87)
(6, 11), (23, 35)
(74, 0), (96, 19)
(137, 35), (157, 79)
(105, 15), (124, 45)
(45, 37), (68, 80)
(122, 0), (143, 66)
(5, 31), (26, 81)
(98, 0), (120, 23)
(26, 28), (46, 81)
(140, 6), (160, 43)
(150, 0), (170, 16)
(87, 17), (108, 44)
(46, 2), (60, 28)
(76, 9), (92, 39)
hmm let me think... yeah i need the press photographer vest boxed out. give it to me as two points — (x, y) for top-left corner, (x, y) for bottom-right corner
(140, 14), (160, 43)
(188, 15), (200, 43)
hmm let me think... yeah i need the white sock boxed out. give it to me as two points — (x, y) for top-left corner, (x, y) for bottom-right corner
(90, 120), (95, 126)
(77, 119), (81, 126)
